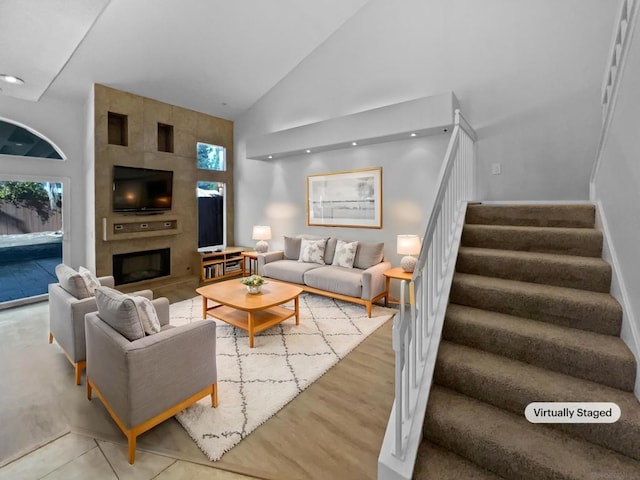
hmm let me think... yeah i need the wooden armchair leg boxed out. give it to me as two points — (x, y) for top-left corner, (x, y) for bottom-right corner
(74, 361), (86, 386)
(212, 383), (218, 408)
(87, 378), (92, 400)
(127, 432), (137, 464)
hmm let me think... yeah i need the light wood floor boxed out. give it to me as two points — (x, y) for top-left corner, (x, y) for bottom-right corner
(154, 278), (397, 480)
(1, 277), (396, 480)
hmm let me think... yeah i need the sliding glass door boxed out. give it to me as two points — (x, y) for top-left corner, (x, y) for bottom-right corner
(0, 180), (63, 303)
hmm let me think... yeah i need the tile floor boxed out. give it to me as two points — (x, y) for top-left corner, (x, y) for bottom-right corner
(0, 432), (257, 480)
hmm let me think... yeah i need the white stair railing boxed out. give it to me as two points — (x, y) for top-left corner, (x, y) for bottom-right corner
(590, 0), (637, 199)
(378, 109), (477, 480)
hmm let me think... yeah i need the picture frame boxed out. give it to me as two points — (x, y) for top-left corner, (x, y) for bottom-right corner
(307, 167), (382, 228)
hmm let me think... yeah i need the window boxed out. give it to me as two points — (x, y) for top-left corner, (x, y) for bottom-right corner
(197, 181), (226, 251)
(0, 119), (63, 159)
(197, 142), (226, 171)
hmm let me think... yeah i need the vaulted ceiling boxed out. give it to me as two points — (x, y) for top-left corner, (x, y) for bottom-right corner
(0, 0), (369, 120)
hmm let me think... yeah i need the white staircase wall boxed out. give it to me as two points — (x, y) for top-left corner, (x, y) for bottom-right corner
(592, 5), (640, 397)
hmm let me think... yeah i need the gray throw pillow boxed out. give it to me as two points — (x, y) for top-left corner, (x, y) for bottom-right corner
(284, 236), (302, 260)
(130, 295), (161, 335)
(55, 264), (92, 299)
(324, 237), (338, 265)
(332, 240), (359, 268)
(78, 266), (101, 295)
(298, 238), (327, 265)
(353, 242), (385, 270)
(95, 286), (145, 341)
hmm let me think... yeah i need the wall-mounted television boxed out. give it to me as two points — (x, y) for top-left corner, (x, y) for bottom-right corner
(112, 165), (173, 213)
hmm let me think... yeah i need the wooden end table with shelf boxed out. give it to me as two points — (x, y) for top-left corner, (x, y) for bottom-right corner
(383, 267), (414, 306)
(241, 251), (259, 277)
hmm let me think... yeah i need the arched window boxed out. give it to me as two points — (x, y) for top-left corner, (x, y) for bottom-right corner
(0, 119), (64, 159)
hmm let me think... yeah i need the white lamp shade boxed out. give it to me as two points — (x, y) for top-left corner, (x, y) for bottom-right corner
(252, 225), (272, 241)
(397, 235), (421, 256)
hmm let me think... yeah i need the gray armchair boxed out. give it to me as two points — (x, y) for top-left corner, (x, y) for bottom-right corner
(48, 268), (152, 385)
(85, 291), (218, 464)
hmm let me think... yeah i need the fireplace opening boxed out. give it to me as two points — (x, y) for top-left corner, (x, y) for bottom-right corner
(113, 248), (170, 285)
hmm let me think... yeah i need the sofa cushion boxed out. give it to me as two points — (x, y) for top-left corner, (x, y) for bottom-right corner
(94, 286), (146, 341)
(55, 264), (92, 299)
(284, 236), (301, 260)
(323, 237), (338, 265)
(354, 242), (385, 270)
(299, 238), (327, 265)
(263, 259), (322, 284)
(304, 266), (363, 298)
(332, 240), (359, 268)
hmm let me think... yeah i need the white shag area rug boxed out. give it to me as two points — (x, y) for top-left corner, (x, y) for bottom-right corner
(169, 293), (396, 461)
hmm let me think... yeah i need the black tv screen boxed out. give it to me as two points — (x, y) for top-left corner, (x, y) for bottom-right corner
(112, 165), (173, 212)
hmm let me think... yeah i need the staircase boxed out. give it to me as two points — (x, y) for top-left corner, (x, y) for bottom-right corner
(414, 204), (640, 479)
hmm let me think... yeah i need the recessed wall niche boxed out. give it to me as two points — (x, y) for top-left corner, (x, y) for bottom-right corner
(157, 123), (174, 152)
(107, 112), (128, 146)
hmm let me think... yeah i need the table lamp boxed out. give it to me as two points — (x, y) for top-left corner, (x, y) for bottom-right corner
(397, 234), (421, 272)
(252, 225), (272, 253)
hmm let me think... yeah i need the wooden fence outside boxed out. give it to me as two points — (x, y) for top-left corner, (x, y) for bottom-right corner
(0, 200), (62, 235)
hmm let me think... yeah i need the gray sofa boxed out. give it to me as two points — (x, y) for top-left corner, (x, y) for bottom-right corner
(258, 235), (390, 317)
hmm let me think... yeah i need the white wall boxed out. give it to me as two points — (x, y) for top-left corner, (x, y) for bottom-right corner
(592, 8), (640, 396)
(235, 0), (618, 225)
(0, 95), (88, 268)
(234, 122), (449, 265)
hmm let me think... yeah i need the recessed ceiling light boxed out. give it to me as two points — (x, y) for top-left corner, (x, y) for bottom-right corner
(0, 74), (25, 85)
(267, 155), (273, 159)
(410, 133), (417, 137)
(306, 149), (311, 153)
(352, 142), (358, 146)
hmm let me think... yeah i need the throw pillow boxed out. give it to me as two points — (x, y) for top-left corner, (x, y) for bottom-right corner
(284, 236), (302, 260)
(130, 295), (161, 335)
(331, 240), (359, 268)
(298, 238), (327, 265)
(353, 242), (385, 270)
(55, 264), (92, 299)
(94, 286), (145, 341)
(78, 266), (101, 295)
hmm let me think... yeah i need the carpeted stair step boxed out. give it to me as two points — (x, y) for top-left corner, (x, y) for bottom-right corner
(461, 224), (603, 257)
(450, 273), (622, 336)
(433, 341), (640, 461)
(443, 304), (635, 391)
(465, 204), (595, 228)
(414, 440), (504, 479)
(456, 246), (611, 292)
(424, 385), (640, 479)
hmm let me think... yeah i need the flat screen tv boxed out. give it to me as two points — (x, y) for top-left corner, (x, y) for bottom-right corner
(112, 165), (173, 213)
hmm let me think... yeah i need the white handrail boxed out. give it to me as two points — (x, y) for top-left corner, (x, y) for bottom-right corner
(378, 109), (476, 480)
(590, 0), (637, 199)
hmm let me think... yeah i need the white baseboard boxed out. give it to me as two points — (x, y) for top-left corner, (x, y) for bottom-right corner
(595, 200), (640, 399)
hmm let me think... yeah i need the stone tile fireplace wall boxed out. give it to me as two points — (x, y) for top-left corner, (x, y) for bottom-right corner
(93, 84), (235, 285)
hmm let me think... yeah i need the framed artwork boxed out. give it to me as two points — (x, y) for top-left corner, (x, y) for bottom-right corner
(307, 167), (382, 228)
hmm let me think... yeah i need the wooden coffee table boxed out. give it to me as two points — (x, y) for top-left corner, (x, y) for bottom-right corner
(196, 279), (303, 347)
